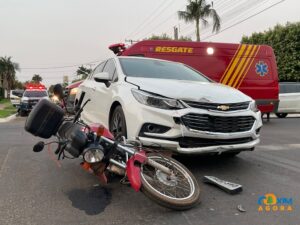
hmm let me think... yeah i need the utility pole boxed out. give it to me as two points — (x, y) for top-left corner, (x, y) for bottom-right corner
(174, 26), (179, 40)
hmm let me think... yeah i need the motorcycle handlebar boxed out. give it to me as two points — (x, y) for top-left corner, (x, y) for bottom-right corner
(100, 136), (136, 155)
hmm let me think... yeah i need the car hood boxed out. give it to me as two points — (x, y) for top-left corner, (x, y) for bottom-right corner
(126, 77), (252, 103)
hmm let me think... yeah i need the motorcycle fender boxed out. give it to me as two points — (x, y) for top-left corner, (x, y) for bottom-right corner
(126, 151), (147, 192)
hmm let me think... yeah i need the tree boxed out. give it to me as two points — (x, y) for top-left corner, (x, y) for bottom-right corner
(241, 22), (300, 82)
(32, 74), (43, 83)
(147, 33), (192, 41)
(147, 33), (173, 40)
(13, 80), (24, 89)
(0, 56), (20, 98)
(178, 0), (221, 41)
(76, 66), (91, 80)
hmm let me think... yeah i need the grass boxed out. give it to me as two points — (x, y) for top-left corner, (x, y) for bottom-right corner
(0, 98), (17, 118)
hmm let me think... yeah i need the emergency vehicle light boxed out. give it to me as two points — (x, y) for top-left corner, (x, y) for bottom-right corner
(207, 47), (214, 55)
(108, 43), (126, 55)
(25, 83), (46, 90)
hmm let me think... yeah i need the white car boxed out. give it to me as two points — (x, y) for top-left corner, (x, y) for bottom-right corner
(10, 89), (24, 106)
(76, 57), (262, 155)
(276, 83), (300, 118)
(19, 89), (49, 116)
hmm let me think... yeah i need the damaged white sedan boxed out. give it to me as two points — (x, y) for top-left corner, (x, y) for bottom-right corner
(76, 57), (262, 155)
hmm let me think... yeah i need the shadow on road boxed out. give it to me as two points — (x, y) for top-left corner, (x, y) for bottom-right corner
(66, 186), (112, 215)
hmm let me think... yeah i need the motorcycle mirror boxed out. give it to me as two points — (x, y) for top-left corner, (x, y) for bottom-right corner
(53, 84), (64, 100)
(33, 141), (45, 152)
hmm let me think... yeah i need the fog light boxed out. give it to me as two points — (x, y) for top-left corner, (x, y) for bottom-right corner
(139, 123), (171, 136)
(83, 147), (104, 163)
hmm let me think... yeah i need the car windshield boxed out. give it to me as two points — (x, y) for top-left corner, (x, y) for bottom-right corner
(119, 58), (210, 82)
(12, 90), (24, 97)
(24, 91), (48, 97)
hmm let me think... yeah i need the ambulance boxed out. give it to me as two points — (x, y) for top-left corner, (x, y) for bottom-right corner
(109, 40), (279, 113)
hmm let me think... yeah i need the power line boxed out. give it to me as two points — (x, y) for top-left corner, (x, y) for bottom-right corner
(132, 1), (181, 39)
(198, 0), (272, 38)
(202, 0), (287, 40)
(137, 3), (187, 40)
(183, 0), (278, 38)
(20, 59), (101, 70)
(125, 0), (172, 39)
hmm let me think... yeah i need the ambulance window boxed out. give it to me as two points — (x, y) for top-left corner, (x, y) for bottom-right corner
(103, 59), (116, 80)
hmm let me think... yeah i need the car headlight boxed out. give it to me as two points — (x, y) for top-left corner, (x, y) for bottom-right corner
(249, 100), (259, 112)
(22, 100), (28, 103)
(131, 89), (185, 110)
(83, 147), (104, 163)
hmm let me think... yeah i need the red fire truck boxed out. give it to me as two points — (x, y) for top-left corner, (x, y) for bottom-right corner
(109, 40), (279, 113)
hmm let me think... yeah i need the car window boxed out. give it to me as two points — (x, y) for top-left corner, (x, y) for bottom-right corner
(119, 58), (210, 82)
(280, 83), (300, 93)
(103, 59), (116, 80)
(23, 91), (48, 97)
(12, 90), (24, 97)
(90, 61), (106, 79)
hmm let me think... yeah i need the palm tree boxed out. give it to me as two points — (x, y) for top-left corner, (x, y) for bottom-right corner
(76, 66), (91, 80)
(178, 0), (221, 41)
(32, 74), (43, 83)
(0, 56), (20, 98)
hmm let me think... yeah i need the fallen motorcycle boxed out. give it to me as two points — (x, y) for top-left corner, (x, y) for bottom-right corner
(24, 88), (200, 210)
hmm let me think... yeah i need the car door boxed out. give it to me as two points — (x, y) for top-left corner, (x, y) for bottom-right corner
(80, 61), (106, 123)
(279, 84), (300, 113)
(91, 59), (119, 126)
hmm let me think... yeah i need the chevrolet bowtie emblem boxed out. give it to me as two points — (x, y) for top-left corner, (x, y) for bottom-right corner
(217, 105), (230, 111)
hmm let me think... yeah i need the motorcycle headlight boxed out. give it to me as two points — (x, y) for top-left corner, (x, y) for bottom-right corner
(83, 147), (104, 163)
(131, 89), (185, 110)
(249, 100), (259, 112)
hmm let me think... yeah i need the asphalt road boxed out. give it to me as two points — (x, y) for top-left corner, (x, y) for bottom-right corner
(0, 116), (299, 225)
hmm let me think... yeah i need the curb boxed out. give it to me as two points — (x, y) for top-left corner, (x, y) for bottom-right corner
(0, 113), (17, 123)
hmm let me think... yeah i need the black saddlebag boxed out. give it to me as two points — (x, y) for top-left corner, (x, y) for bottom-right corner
(25, 99), (64, 139)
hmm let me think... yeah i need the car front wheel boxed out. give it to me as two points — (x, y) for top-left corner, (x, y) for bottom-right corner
(109, 106), (127, 139)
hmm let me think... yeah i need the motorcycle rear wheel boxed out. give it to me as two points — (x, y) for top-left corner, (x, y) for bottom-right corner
(140, 153), (200, 210)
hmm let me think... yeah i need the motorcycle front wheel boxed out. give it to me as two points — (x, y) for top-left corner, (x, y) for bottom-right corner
(140, 153), (200, 210)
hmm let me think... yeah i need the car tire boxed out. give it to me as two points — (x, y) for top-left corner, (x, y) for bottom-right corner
(109, 106), (127, 139)
(20, 110), (27, 117)
(275, 113), (288, 118)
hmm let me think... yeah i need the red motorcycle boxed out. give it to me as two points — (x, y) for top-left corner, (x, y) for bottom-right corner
(25, 87), (200, 210)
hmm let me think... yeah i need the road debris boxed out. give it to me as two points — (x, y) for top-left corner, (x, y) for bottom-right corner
(203, 176), (243, 194)
(237, 204), (246, 212)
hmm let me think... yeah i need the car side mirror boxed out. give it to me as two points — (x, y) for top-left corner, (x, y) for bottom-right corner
(94, 72), (111, 87)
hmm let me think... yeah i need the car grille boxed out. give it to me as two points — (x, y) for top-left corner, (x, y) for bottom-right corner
(182, 101), (250, 111)
(181, 114), (255, 133)
(178, 137), (253, 148)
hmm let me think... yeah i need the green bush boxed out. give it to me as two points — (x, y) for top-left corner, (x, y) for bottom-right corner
(241, 22), (300, 81)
